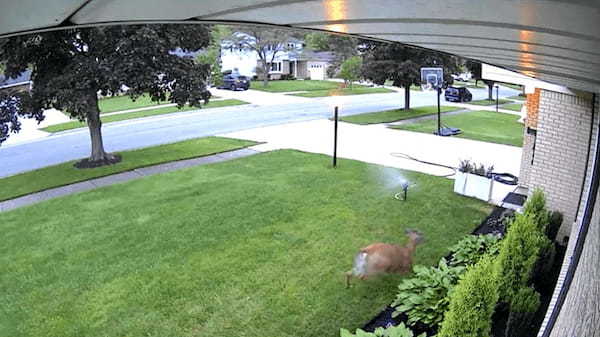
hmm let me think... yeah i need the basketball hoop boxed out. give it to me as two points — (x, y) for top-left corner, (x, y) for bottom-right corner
(420, 67), (444, 91)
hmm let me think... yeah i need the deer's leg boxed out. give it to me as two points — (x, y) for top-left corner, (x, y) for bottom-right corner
(345, 271), (353, 288)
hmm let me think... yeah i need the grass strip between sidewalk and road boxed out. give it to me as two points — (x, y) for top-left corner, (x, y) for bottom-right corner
(43, 99), (248, 133)
(250, 80), (342, 92)
(0, 136), (257, 202)
(291, 86), (394, 97)
(468, 98), (512, 106)
(391, 110), (524, 147)
(1, 149), (491, 337)
(507, 95), (526, 101)
(340, 105), (461, 125)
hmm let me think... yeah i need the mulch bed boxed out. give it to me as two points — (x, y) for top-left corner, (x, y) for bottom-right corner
(74, 154), (122, 169)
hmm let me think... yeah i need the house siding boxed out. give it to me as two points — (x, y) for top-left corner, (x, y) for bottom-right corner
(519, 89), (596, 241)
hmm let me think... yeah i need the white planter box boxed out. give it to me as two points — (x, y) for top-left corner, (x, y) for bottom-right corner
(454, 171), (468, 195)
(464, 173), (493, 202)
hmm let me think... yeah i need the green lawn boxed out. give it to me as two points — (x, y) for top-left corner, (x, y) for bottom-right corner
(454, 80), (486, 89)
(43, 99), (248, 133)
(0, 136), (256, 201)
(99, 94), (170, 114)
(507, 95), (526, 101)
(250, 80), (343, 92)
(468, 98), (512, 106)
(502, 103), (524, 112)
(340, 106), (461, 125)
(391, 110), (524, 147)
(291, 86), (394, 97)
(1, 150), (491, 337)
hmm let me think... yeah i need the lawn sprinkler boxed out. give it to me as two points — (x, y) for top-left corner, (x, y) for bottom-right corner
(394, 180), (410, 201)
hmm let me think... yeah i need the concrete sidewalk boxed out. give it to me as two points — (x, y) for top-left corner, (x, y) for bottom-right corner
(0, 148), (258, 212)
(220, 119), (522, 203)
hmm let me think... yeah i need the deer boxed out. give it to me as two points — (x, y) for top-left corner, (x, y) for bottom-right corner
(345, 229), (424, 288)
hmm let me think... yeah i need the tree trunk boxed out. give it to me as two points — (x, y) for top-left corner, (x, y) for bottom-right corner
(488, 84), (494, 100)
(404, 85), (411, 110)
(75, 92), (120, 168)
(261, 59), (269, 87)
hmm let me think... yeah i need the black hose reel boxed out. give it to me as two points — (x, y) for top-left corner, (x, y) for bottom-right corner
(491, 173), (518, 185)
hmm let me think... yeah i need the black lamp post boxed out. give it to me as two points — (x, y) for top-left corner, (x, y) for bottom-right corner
(333, 106), (338, 168)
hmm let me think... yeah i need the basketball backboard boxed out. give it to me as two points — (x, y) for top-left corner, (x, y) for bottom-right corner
(420, 67), (443, 91)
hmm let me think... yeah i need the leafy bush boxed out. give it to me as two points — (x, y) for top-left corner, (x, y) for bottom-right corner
(449, 234), (501, 267)
(340, 323), (426, 337)
(505, 287), (540, 337)
(522, 188), (549, 231)
(496, 213), (550, 303)
(391, 258), (465, 327)
(457, 159), (493, 177)
(546, 210), (563, 242)
(279, 73), (296, 80)
(437, 257), (499, 337)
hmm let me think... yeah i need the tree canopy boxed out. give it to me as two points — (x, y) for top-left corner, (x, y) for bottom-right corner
(361, 42), (460, 109)
(228, 26), (299, 86)
(0, 24), (211, 166)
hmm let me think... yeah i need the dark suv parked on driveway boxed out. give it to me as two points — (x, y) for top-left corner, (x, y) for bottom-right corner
(222, 73), (250, 91)
(444, 86), (472, 102)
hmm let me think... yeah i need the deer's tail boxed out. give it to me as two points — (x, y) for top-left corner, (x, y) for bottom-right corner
(351, 251), (369, 278)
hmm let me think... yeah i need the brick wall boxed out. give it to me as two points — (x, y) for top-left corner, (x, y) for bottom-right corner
(520, 89), (595, 240)
(526, 88), (541, 128)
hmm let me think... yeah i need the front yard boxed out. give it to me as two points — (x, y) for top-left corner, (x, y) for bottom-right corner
(250, 80), (341, 92)
(1, 150), (491, 337)
(391, 110), (524, 147)
(340, 106), (460, 125)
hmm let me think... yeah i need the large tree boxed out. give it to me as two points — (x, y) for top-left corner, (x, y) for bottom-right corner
(466, 60), (495, 100)
(196, 25), (232, 88)
(0, 24), (211, 167)
(229, 26), (297, 86)
(361, 42), (460, 110)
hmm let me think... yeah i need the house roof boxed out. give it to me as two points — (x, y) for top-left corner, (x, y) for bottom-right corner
(294, 50), (336, 62)
(0, 69), (31, 89)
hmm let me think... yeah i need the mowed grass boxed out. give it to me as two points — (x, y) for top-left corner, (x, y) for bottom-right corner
(391, 110), (524, 147)
(99, 94), (171, 114)
(43, 99), (248, 133)
(250, 80), (342, 92)
(0, 150), (492, 337)
(507, 95), (526, 101)
(0, 136), (256, 201)
(340, 106), (460, 125)
(291, 86), (394, 97)
(503, 103), (524, 112)
(468, 98), (512, 106)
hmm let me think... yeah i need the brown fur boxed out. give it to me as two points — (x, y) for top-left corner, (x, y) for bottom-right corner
(345, 230), (423, 288)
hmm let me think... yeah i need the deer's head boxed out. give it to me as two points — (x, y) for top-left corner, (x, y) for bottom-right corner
(405, 229), (424, 245)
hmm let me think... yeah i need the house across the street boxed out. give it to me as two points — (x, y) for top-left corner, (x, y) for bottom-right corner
(221, 37), (335, 81)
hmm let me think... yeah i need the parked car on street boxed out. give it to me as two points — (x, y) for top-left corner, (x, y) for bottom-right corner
(444, 86), (472, 102)
(221, 73), (250, 91)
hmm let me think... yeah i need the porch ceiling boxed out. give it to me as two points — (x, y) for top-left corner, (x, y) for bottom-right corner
(0, 0), (599, 92)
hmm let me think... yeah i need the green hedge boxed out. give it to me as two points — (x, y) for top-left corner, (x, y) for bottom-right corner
(437, 257), (499, 337)
(505, 287), (541, 337)
(496, 212), (550, 303)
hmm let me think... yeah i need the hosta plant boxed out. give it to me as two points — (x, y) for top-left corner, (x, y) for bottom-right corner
(391, 258), (464, 327)
(449, 234), (501, 267)
(340, 323), (426, 337)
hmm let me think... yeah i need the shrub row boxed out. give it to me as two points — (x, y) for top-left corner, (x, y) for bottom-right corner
(341, 189), (559, 337)
(341, 322), (426, 337)
(438, 188), (553, 337)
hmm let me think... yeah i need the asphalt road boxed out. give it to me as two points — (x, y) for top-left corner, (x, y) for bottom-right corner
(0, 86), (519, 177)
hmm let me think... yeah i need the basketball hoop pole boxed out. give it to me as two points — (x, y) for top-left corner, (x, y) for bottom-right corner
(437, 86), (441, 135)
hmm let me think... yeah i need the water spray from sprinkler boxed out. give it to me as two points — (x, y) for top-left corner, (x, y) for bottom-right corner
(394, 180), (411, 201)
